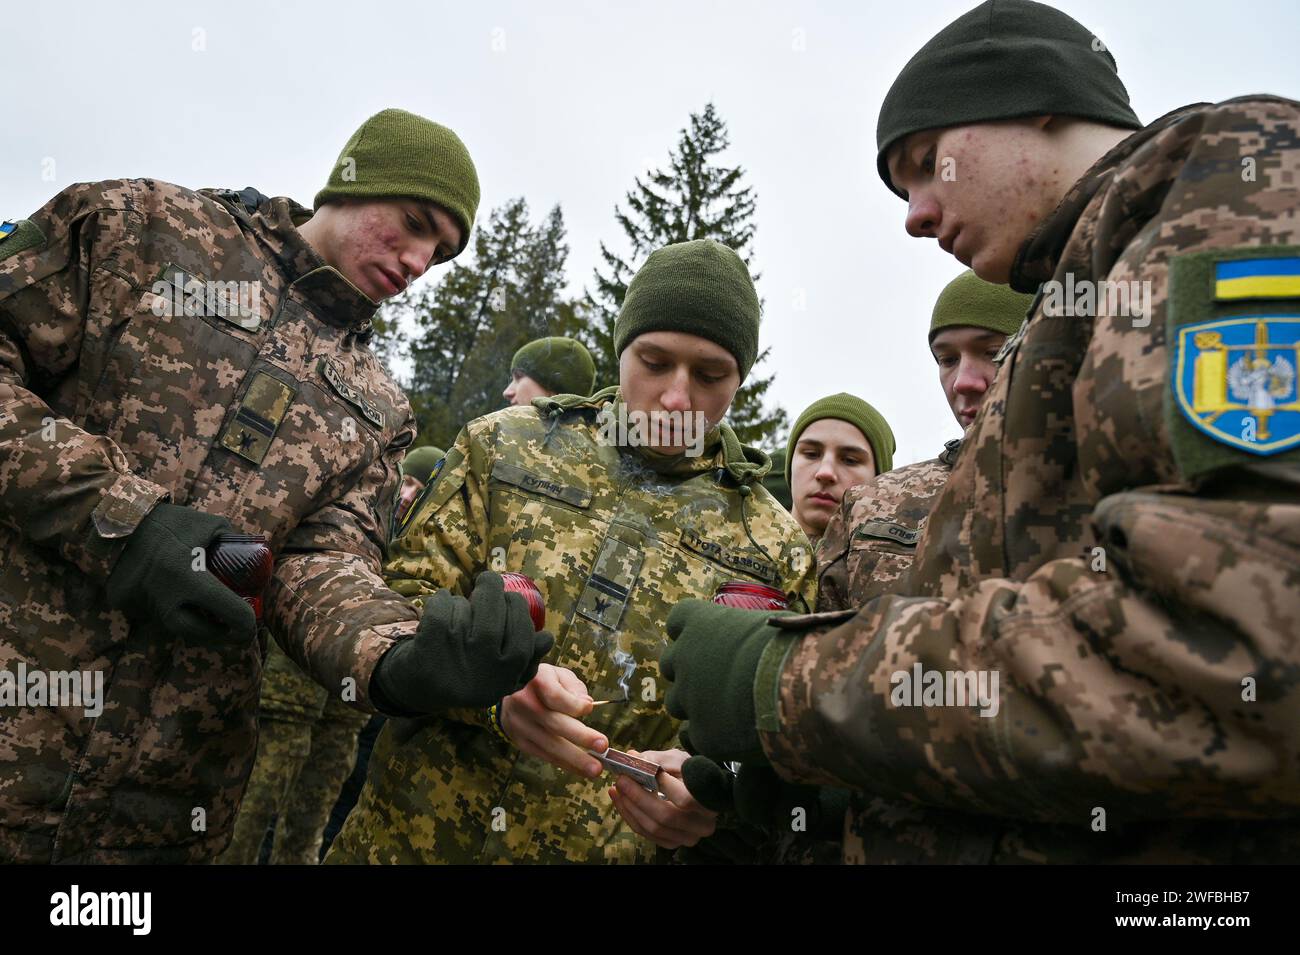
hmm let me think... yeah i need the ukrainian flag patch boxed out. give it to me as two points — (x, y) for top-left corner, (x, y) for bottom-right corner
(1214, 256), (1300, 300)
(0, 219), (46, 260)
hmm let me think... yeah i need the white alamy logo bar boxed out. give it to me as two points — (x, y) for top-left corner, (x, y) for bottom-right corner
(889, 663), (1000, 717)
(0, 663), (104, 718)
(49, 885), (151, 935)
(1040, 275), (1153, 327)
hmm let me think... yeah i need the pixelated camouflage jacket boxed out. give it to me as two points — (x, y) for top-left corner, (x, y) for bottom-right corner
(0, 180), (416, 864)
(328, 389), (816, 864)
(758, 96), (1300, 863)
(817, 440), (961, 613)
(759, 442), (959, 866)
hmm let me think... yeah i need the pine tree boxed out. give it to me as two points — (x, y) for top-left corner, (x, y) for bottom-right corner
(581, 102), (788, 449)
(380, 198), (576, 449)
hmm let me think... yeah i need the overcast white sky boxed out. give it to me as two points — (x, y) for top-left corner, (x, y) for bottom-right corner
(6, 0), (1297, 465)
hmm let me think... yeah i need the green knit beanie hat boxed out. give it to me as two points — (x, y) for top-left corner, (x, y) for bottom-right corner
(511, 337), (597, 397)
(929, 270), (1036, 342)
(876, 0), (1143, 197)
(314, 108), (481, 255)
(400, 445), (445, 484)
(786, 394), (896, 484)
(615, 239), (761, 380)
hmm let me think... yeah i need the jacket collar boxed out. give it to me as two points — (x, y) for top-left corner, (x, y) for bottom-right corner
(206, 188), (379, 334)
(1009, 104), (1207, 293)
(536, 387), (772, 483)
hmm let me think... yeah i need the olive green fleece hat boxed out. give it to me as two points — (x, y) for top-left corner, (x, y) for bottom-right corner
(314, 108), (480, 256)
(400, 446), (445, 485)
(511, 337), (597, 397)
(929, 270), (1036, 342)
(786, 394), (896, 484)
(614, 239), (761, 380)
(876, 0), (1142, 197)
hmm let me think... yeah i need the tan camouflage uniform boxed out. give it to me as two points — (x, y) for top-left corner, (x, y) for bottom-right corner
(327, 387), (816, 863)
(223, 449), (430, 865)
(764, 440), (961, 865)
(0, 181), (417, 863)
(817, 439), (962, 613)
(758, 97), (1300, 863)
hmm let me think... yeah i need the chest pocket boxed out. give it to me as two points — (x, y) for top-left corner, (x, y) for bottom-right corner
(575, 535), (644, 630)
(839, 516), (929, 604)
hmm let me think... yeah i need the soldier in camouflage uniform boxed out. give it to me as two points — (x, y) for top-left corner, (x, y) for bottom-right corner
(664, 0), (1300, 863)
(504, 336), (598, 407)
(818, 272), (1033, 614)
(672, 273), (1030, 864)
(326, 239), (816, 864)
(0, 109), (540, 863)
(394, 445), (445, 528)
(221, 444), (448, 865)
(784, 393), (895, 544)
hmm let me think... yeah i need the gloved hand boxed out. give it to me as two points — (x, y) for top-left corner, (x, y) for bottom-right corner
(673, 824), (770, 865)
(661, 599), (783, 765)
(370, 571), (555, 715)
(105, 503), (256, 643)
(683, 756), (848, 843)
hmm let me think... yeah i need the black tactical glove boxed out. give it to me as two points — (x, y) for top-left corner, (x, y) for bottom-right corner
(105, 503), (256, 643)
(683, 755), (844, 838)
(370, 571), (555, 715)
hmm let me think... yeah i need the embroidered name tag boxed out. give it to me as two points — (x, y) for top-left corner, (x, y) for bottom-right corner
(152, 263), (261, 331)
(679, 527), (779, 584)
(854, 520), (921, 546)
(320, 358), (385, 429)
(491, 461), (591, 508)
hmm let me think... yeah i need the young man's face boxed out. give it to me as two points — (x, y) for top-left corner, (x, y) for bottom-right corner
(618, 331), (740, 455)
(790, 418), (876, 539)
(396, 474), (425, 523)
(503, 371), (552, 406)
(887, 118), (1064, 283)
(930, 326), (1007, 429)
(310, 198), (461, 302)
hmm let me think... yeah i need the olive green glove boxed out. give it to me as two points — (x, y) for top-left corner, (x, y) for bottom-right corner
(662, 599), (784, 766)
(105, 503), (256, 643)
(371, 571), (554, 715)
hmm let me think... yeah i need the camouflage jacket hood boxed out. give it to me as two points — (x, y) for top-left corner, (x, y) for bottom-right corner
(535, 385), (774, 484)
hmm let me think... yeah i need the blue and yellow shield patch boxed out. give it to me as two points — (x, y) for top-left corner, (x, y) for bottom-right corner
(1168, 247), (1300, 480)
(1174, 316), (1300, 454)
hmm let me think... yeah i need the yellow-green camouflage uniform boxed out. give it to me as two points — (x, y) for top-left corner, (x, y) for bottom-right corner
(218, 643), (369, 864)
(327, 387), (816, 863)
